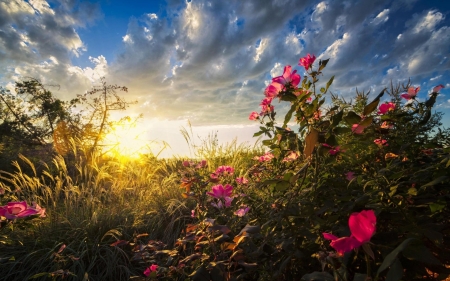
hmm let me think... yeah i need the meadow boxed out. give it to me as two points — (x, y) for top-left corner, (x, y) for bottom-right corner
(0, 55), (449, 281)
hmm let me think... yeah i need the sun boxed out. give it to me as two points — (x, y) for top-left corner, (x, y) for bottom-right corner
(102, 120), (150, 159)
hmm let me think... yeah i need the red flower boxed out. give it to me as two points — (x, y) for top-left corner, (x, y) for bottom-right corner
(272, 65), (300, 88)
(401, 86), (420, 100)
(377, 102), (395, 115)
(299, 54), (316, 70)
(323, 210), (376, 254)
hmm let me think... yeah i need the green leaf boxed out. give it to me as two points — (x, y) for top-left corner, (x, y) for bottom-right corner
(421, 176), (448, 189)
(275, 180), (290, 192)
(407, 187), (417, 196)
(30, 273), (49, 279)
(318, 59), (330, 71)
(429, 203), (445, 213)
(353, 273), (367, 281)
(363, 89), (385, 116)
(376, 238), (416, 275)
(284, 103), (296, 128)
(253, 131), (264, 137)
(189, 266), (210, 281)
(403, 241), (441, 265)
(385, 258), (403, 281)
(344, 111), (361, 125)
(324, 75), (334, 93)
(359, 116), (373, 127)
(331, 110), (343, 127)
(301, 271), (334, 281)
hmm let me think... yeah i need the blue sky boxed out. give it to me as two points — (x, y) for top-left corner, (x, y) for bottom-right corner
(1, 0), (449, 157)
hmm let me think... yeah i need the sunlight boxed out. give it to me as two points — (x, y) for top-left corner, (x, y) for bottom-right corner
(102, 120), (150, 159)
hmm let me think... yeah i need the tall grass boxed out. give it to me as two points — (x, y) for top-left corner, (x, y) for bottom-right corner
(0, 133), (261, 280)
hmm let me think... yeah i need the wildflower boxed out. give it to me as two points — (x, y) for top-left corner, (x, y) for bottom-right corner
(207, 184), (233, 199)
(235, 177), (249, 185)
(345, 172), (356, 181)
(234, 206), (250, 217)
(254, 151), (274, 162)
(432, 84), (445, 93)
(400, 86), (420, 100)
(380, 121), (393, 129)
(144, 264), (158, 277)
(196, 160), (207, 169)
(374, 138), (388, 147)
(377, 102), (395, 115)
(265, 82), (282, 98)
(323, 210), (376, 254)
(215, 166), (234, 175)
(182, 160), (192, 167)
(323, 144), (342, 155)
(249, 111), (259, 121)
(0, 201), (44, 220)
(385, 153), (399, 160)
(272, 65), (300, 88)
(191, 210), (195, 218)
(282, 151), (299, 162)
(299, 54), (316, 71)
(211, 196), (234, 209)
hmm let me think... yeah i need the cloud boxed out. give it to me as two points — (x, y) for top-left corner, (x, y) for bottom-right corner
(1, 0), (449, 131)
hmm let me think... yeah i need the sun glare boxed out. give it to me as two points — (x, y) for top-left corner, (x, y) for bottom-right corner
(102, 121), (150, 159)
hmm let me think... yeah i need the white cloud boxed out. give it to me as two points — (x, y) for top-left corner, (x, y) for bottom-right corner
(371, 9), (389, 25)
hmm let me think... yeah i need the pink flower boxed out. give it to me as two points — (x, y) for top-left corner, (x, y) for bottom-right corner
(212, 196), (234, 209)
(380, 122), (393, 129)
(401, 86), (420, 100)
(299, 54), (316, 71)
(377, 102), (396, 115)
(265, 82), (283, 98)
(249, 111), (259, 121)
(144, 264), (158, 277)
(191, 210), (195, 218)
(282, 151), (299, 162)
(235, 177), (249, 185)
(272, 65), (301, 88)
(374, 138), (388, 146)
(323, 210), (376, 254)
(352, 124), (365, 134)
(433, 84), (445, 93)
(234, 206), (250, 217)
(345, 172), (356, 181)
(254, 151), (274, 162)
(182, 160), (192, 167)
(196, 160), (207, 169)
(215, 166), (234, 175)
(31, 202), (46, 218)
(0, 201), (42, 220)
(323, 144), (341, 155)
(207, 184), (233, 199)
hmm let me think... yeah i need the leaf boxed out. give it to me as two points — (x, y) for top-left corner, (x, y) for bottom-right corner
(30, 273), (49, 279)
(359, 116), (373, 127)
(344, 111), (361, 125)
(331, 110), (343, 127)
(407, 187), (417, 196)
(377, 238), (416, 275)
(421, 176), (448, 188)
(253, 131), (264, 137)
(319, 59), (330, 71)
(402, 241), (441, 265)
(208, 225), (231, 235)
(324, 75), (334, 93)
(237, 224), (261, 236)
(189, 265), (210, 281)
(362, 243), (375, 260)
(353, 273), (367, 281)
(304, 128), (319, 159)
(429, 203), (445, 213)
(386, 258), (403, 281)
(363, 89), (385, 116)
(274, 180), (290, 192)
(301, 271), (334, 281)
(284, 103), (296, 128)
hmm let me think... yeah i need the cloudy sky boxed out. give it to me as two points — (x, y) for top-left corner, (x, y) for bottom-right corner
(1, 0), (449, 157)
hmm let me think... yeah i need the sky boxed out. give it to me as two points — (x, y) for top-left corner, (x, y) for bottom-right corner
(1, 0), (450, 158)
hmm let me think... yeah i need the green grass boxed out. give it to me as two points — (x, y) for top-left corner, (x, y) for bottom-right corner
(0, 134), (262, 281)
